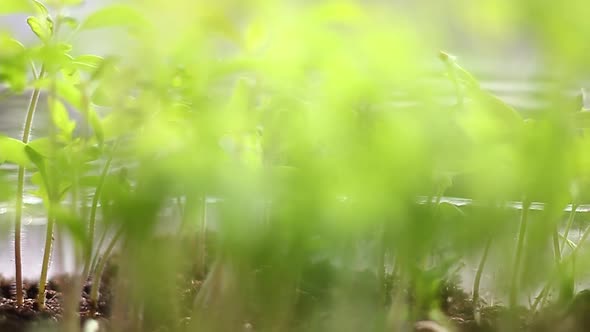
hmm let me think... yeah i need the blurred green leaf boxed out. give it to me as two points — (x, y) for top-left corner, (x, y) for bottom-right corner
(79, 4), (149, 31)
(46, 0), (84, 6)
(30, 171), (49, 200)
(49, 96), (76, 142)
(0, 136), (30, 166)
(52, 205), (88, 251)
(88, 105), (104, 146)
(27, 16), (51, 42)
(27, 137), (53, 158)
(0, 0), (35, 14)
(56, 80), (82, 109)
(73, 54), (103, 72)
(31, 0), (48, 17)
(0, 35), (28, 92)
(24, 144), (46, 173)
(58, 15), (78, 28)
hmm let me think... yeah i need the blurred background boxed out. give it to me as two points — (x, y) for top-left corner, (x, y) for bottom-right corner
(1, 1), (590, 331)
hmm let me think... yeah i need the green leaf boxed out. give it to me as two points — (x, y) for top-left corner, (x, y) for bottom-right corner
(0, 0), (35, 14)
(88, 105), (104, 146)
(27, 137), (53, 157)
(58, 15), (78, 29)
(30, 171), (49, 200)
(0, 136), (30, 166)
(79, 4), (149, 31)
(31, 0), (49, 17)
(52, 206), (88, 251)
(46, 0), (84, 6)
(0, 35), (25, 56)
(27, 16), (51, 42)
(56, 80), (82, 109)
(49, 97), (76, 141)
(82, 144), (101, 162)
(73, 54), (103, 72)
(24, 144), (46, 172)
(0, 35), (28, 91)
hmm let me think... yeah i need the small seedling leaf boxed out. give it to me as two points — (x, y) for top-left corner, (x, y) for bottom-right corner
(27, 137), (53, 158)
(0, 136), (30, 167)
(56, 80), (82, 109)
(31, 0), (49, 17)
(0, 35), (26, 55)
(82, 144), (101, 162)
(27, 16), (51, 42)
(58, 15), (78, 29)
(79, 4), (148, 31)
(24, 145), (46, 173)
(49, 97), (76, 141)
(88, 105), (104, 146)
(73, 54), (104, 72)
(30, 171), (49, 200)
(53, 206), (88, 251)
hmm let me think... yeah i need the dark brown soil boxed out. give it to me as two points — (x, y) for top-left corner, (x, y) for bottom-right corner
(0, 274), (112, 332)
(0, 264), (583, 332)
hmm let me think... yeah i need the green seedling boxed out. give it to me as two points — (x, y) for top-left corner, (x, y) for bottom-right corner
(439, 51), (524, 142)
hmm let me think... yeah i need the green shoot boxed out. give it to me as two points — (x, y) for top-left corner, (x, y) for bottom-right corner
(83, 141), (119, 280)
(14, 65), (45, 306)
(509, 199), (531, 308)
(473, 238), (491, 321)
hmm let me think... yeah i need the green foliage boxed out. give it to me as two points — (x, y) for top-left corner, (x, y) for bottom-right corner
(1, 0), (590, 330)
(79, 4), (149, 31)
(0, 136), (30, 166)
(0, 0), (35, 14)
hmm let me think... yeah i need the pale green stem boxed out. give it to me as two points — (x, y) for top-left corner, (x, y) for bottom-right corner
(561, 203), (578, 252)
(509, 199), (531, 308)
(553, 229), (561, 264)
(532, 223), (590, 312)
(83, 142), (118, 279)
(14, 66), (45, 306)
(473, 238), (491, 315)
(37, 213), (55, 310)
(90, 226), (123, 313)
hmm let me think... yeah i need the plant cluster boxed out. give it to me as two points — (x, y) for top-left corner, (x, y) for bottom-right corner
(0, 1), (590, 331)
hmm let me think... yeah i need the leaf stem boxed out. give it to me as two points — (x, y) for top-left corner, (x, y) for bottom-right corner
(14, 66), (45, 306)
(37, 213), (55, 310)
(561, 203), (578, 252)
(473, 238), (491, 316)
(90, 226), (123, 313)
(83, 141), (119, 279)
(509, 199), (531, 308)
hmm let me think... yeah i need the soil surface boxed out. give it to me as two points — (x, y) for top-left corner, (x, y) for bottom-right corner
(0, 272), (114, 332)
(0, 264), (585, 332)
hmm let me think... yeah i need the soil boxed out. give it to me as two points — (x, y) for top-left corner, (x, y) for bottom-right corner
(0, 268), (115, 332)
(0, 262), (583, 332)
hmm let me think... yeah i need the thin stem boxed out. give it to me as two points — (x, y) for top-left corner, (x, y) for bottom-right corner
(14, 66), (46, 306)
(473, 238), (491, 314)
(89, 225), (110, 275)
(509, 199), (531, 308)
(377, 226), (387, 305)
(561, 203), (578, 252)
(37, 214), (55, 310)
(90, 226), (123, 313)
(83, 142), (118, 279)
(531, 284), (549, 312)
(532, 223), (590, 312)
(553, 229), (561, 265)
(197, 197), (207, 278)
